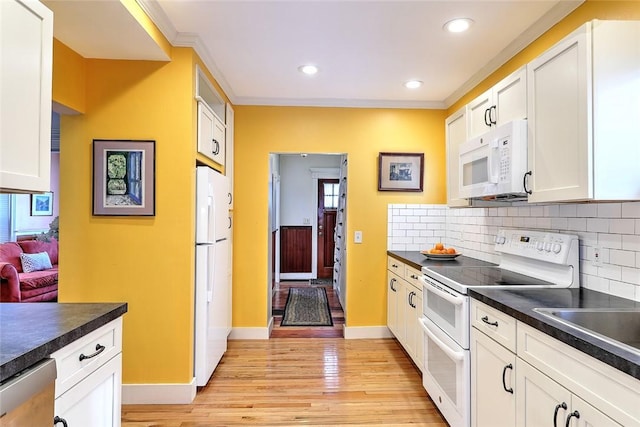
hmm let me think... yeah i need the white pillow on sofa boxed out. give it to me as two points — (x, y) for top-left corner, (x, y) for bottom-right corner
(20, 252), (53, 273)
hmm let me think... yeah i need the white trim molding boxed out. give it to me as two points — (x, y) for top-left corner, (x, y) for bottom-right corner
(343, 326), (394, 339)
(228, 326), (270, 340)
(122, 379), (196, 404)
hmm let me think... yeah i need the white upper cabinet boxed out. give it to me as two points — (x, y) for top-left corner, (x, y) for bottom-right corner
(197, 101), (226, 167)
(526, 20), (640, 203)
(445, 108), (471, 207)
(467, 66), (527, 139)
(0, 0), (53, 193)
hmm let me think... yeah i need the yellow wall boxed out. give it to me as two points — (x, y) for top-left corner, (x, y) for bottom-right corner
(233, 107), (446, 327)
(52, 39), (86, 114)
(56, 48), (198, 383)
(448, 0), (640, 114)
(50, 0), (637, 386)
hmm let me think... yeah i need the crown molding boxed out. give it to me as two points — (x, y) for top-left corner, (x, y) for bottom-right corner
(444, 0), (584, 109)
(233, 96), (445, 110)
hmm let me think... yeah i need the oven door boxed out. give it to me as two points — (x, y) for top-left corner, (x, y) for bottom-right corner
(419, 316), (470, 427)
(420, 275), (469, 349)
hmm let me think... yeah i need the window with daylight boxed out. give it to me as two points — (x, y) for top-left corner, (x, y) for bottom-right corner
(323, 183), (339, 209)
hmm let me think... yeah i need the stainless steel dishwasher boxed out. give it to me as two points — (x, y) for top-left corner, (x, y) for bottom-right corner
(0, 358), (57, 426)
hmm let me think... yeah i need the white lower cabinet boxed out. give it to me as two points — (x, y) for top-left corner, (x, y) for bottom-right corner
(516, 359), (619, 427)
(471, 327), (516, 427)
(52, 318), (123, 427)
(386, 257), (423, 371)
(471, 300), (637, 427)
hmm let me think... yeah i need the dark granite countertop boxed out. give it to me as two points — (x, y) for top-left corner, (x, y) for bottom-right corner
(0, 302), (128, 382)
(387, 250), (497, 271)
(469, 288), (640, 380)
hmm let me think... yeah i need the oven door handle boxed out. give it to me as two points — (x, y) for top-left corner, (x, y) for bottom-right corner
(419, 317), (465, 362)
(419, 276), (464, 307)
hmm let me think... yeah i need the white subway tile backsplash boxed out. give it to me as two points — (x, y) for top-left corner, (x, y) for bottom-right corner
(610, 219), (635, 234)
(388, 202), (640, 302)
(597, 203), (621, 218)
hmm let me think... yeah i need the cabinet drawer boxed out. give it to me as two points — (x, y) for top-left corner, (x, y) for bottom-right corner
(404, 265), (422, 289)
(471, 300), (516, 353)
(387, 256), (405, 276)
(52, 318), (122, 398)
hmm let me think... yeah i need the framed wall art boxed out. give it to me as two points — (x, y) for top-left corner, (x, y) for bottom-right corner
(31, 192), (53, 216)
(92, 139), (156, 216)
(378, 152), (424, 192)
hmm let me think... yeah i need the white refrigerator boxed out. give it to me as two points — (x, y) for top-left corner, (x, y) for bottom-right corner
(195, 166), (230, 386)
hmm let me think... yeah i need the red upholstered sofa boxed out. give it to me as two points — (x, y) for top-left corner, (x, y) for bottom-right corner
(0, 239), (58, 302)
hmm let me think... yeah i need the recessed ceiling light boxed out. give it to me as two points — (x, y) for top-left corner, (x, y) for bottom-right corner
(444, 18), (474, 33)
(404, 80), (423, 89)
(298, 64), (319, 75)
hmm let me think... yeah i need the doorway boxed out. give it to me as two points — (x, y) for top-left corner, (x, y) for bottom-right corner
(268, 154), (347, 336)
(317, 179), (338, 280)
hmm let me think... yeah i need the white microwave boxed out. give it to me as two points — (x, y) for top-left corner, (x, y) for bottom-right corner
(458, 120), (528, 199)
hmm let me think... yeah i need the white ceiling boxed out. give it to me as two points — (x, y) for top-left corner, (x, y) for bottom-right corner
(44, 0), (584, 109)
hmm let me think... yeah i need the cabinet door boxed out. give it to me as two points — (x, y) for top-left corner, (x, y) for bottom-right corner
(445, 108), (470, 207)
(526, 25), (590, 203)
(386, 271), (401, 338)
(225, 103), (235, 209)
(467, 89), (493, 138)
(198, 102), (215, 160)
(471, 328), (516, 427)
(571, 395), (621, 427)
(494, 66), (527, 126)
(414, 290), (424, 372)
(54, 353), (122, 427)
(0, 0), (53, 193)
(403, 283), (419, 361)
(516, 359), (571, 427)
(212, 115), (226, 166)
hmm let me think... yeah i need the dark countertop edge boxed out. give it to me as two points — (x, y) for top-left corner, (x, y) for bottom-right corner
(0, 303), (128, 382)
(468, 289), (640, 380)
(388, 250), (425, 271)
(387, 250), (497, 271)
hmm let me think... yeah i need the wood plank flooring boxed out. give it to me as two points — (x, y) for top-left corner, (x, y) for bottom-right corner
(122, 281), (448, 426)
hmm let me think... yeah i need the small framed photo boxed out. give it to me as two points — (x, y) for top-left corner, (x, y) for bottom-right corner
(31, 192), (53, 216)
(92, 139), (156, 216)
(378, 152), (424, 192)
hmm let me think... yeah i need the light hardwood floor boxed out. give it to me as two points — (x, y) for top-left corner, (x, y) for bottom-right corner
(122, 282), (448, 426)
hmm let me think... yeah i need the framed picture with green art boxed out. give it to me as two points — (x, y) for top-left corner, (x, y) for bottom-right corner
(92, 139), (156, 216)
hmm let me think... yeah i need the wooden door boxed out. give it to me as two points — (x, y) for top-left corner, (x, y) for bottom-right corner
(317, 179), (338, 279)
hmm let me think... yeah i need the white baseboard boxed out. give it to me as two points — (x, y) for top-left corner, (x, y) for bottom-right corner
(122, 379), (196, 404)
(343, 325), (394, 339)
(279, 273), (312, 280)
(228, 325), (270, 339)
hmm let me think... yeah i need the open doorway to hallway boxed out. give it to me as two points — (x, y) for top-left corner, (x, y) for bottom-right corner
(268, 153), (347, 337)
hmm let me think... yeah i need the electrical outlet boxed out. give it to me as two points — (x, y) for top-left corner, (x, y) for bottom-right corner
(593, 246), (602, 267)
(354, 231), (363, 244)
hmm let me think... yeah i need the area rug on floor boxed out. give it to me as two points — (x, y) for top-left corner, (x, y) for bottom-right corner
(280, 287), (333, 326)
(309, 278), (332, 285)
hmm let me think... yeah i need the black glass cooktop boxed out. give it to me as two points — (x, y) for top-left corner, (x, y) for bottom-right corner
(425, 266), (555, 288)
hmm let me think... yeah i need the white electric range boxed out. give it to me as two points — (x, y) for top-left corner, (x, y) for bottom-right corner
(418, 229), (579, 427)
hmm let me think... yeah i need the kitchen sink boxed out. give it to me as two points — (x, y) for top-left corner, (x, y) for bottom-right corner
(533, 308), (640, 356)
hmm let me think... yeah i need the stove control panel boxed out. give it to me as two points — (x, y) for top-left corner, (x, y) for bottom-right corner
(494, 229), (578, 264)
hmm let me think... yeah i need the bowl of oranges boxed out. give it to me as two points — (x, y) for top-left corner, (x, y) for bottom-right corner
(420, 243), (461, 260)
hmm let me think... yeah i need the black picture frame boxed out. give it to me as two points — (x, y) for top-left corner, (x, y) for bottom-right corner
(378, 152), (424, 192)
(92, 139), (156, 216)
(31, 192), (53, 216)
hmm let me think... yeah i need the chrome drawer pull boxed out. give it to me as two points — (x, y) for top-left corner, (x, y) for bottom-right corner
(481, 316), (498, 327)
(79, 344), (106, 361)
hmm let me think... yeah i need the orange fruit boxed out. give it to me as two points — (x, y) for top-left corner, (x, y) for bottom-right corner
(447, 248), (456, 254)
(435, 243), (444, 250)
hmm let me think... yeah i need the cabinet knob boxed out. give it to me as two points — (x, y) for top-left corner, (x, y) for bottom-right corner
(79, 344), (106, 361)
(501, 364), (514, 394)
(481, 316), (499, 327)
(553, 402), (567, 427)
(565, 410), (580, 427)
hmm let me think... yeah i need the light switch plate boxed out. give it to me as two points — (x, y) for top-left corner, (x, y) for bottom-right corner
(354, 231), (363, 244)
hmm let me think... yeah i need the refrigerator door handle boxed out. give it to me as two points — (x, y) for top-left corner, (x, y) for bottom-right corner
(215, 238), (227, 243)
